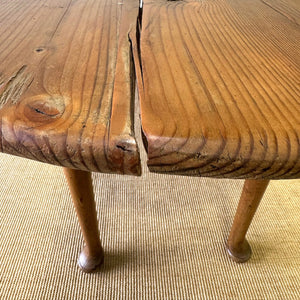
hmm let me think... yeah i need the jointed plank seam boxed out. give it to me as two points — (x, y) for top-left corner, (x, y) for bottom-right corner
(0, 0), (299, 179)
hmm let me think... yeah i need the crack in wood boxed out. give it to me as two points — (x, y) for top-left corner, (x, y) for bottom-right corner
(33, 107), (60, 117)
(116, 144), (132, 152)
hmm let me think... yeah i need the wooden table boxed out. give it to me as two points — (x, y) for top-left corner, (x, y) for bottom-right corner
(1, 0), (299, 272)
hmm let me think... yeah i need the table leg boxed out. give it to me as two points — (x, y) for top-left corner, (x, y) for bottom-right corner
(226, 179), (270, 263)
(63, 168), (104, 272)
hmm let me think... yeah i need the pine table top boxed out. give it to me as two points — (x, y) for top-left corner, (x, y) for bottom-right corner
(0, 0), (141, 175)
(1, 0), (299, 180)
(136, 0), (300, 179)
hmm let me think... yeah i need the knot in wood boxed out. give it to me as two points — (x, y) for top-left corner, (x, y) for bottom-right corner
(23, 95), (65, 123)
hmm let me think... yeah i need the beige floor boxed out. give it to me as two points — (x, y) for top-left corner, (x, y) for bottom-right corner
(1, 150), (299, 300)
(1, 90), (300, 300)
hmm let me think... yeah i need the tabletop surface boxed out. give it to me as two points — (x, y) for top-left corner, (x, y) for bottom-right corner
(1, 0), (299, 179)
(137, 0), (300, 179)
(0, 0), (141, 175)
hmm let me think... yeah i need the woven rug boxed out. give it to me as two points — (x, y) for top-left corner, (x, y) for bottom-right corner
(1, 92), (300, 299)
(1, 149), (299, 299)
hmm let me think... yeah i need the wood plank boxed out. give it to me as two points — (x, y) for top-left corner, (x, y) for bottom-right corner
(0, 0), (141, 175)
(136, 0), (300, 179)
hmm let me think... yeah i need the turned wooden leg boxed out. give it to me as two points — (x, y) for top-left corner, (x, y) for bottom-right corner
(63, 168), (104, 272)
(226, 179), (270, 263)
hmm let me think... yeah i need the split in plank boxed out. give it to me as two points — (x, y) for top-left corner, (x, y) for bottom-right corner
(0, 0), (141, 175)
(0, 0), (141, 272)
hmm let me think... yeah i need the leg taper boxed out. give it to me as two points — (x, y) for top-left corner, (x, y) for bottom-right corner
(226, 179), (270, 263)
(63, 168), (104, 272)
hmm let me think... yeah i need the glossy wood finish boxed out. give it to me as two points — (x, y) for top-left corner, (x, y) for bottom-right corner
(136, 0), (300, 179)
(0, 0), (141, 175)
(63, 168), (104, 272)
(227, 179), (270, 262)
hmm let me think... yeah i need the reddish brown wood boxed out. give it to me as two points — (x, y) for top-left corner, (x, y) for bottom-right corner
(226, 179), (270, 262)
(63, 168), (104, 272)
(0, 0), (141, 176)
(135, 0), (300, 179)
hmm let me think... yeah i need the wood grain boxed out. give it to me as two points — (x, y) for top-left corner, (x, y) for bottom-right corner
(226, 179), (270, 263)
(0, 0), (141, 175)
(63, 168), (104, 272)
(136, 0), (300, 179)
